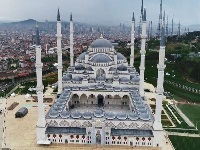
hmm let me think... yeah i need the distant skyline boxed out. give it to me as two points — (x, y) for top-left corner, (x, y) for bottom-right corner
(0, 0), (199, 26)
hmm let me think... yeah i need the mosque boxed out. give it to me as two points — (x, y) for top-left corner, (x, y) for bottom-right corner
(35, 6), (166, 148)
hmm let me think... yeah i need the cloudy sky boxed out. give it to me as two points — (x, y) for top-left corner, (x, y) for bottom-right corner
(0, 0), (199, 26)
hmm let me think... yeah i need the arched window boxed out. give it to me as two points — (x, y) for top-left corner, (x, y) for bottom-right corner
(70, 135), (74, 139)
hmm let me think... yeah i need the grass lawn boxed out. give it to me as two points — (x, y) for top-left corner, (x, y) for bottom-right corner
(169, 136), (200, 150)
(178, 104), (200, 131)
(134, 60), (200, 103)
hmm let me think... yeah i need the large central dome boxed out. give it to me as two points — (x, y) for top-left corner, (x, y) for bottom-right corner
(91, 37), (113, 48)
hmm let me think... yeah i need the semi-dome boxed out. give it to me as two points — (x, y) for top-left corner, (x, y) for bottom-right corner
(78, 52), (86, 60)
(117, 52), (126, 60)
(63, 73), (72, 81)
(96, 76), (105, 81)
(87, 66), (94, 71)
(91, 38), (112, 48)
(91, 54), (112, 63)
(117, 64), (127, 71)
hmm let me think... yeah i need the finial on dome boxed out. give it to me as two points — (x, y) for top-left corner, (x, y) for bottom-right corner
(100, 33), (104, 39)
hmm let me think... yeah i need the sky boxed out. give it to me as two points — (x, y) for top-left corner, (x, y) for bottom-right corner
(0, 0), (199, 26)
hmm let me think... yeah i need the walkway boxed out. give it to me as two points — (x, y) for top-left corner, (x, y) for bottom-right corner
(166, 132), (200, 137)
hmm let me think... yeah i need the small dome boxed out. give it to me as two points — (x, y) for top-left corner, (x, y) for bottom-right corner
(83, 112), (92, 119)
(91, 54), (112, 63)
(78, 52), (86, 60)
(63, 74), (72, 81)
(117, 113), (127, 120)
(75, 64), (85, 70)
(105, 112), (116, 120)
(91, 38), (112, 48)
(131, 77), (140, 82)
(73, 76), (83, 82)
(139, 113), (150, 121)
(49, 110), (59, 118)
(117, 64), (127, 71)
(71, 111), (82, 119)
(128, 113), (138, 121)
(94, 109), (104, 118)
(117, 52), (126, 60)
(60, 111), (70, 119)
(120, 77), (130, 83)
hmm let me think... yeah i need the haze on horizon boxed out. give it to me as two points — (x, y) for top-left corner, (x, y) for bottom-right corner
(0, 0), (199, 26)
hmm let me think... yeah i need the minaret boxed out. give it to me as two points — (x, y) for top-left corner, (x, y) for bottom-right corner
(139, 8), (147, 97)
(130, 12), (135, 67)
(178, 20), (181, 37)
(70, 13), (74, 66)
(153, 18), (166, 131)
(171, 17), (174, 36)
(56, 8), (63, 94)
(35, 23), (48, 144)
(150, 21), (153, 39)
(166, 15), (169, 37)
(153, 15), (166, 147)
(148, 21), (150, 40)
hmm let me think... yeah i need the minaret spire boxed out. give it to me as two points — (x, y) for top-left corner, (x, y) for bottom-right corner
(57, 8), (61, 21)
(150, 21), (153, 39)
(166, 15), (169, 37)
(139, 8), (147, 97)
(178, 20), (181, 37)
(141, 0), (144, 17)
(36, 22), (40, 46)
(132, 12), (135, 22)
(157, 0), (163, 37)
(171, 16), (174, 36)
(70, 12), (73, 21)
(130, 12), (135, 66)
(56, 9), (63, 94)
(70, 12), (74, 66)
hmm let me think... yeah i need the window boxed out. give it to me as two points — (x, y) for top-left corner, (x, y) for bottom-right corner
(92, 101), (93, 104)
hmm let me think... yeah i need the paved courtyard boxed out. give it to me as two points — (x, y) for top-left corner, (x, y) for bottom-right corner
(2, 85), (173, 150)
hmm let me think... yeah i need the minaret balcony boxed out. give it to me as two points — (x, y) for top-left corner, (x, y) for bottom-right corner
(157, 64), (166, 70)
(141, 35), (147, 39)
(35, 63), (43, 68)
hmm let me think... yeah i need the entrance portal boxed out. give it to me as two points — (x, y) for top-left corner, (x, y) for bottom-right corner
(96, 134), (101, 144)
(97, 95), (104, 106)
